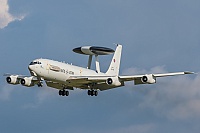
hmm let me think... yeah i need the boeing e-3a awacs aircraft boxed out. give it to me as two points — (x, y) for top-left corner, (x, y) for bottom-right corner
(4, 44), (194, 96)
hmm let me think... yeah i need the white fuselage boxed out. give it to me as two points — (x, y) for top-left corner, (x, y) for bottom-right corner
(28, 59), (106, 84)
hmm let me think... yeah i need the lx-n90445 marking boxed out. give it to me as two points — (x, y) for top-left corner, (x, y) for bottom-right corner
(4, 44), (194, 96)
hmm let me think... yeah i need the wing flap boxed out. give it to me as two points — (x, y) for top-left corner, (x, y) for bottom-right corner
(46, 81), (74, 90)
(68, 76), (110, 84)
(119, 75), (143, 81)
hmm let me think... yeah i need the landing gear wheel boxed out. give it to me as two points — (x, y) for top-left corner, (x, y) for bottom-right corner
(94, 91), (98, 96)
(65, 91), (69, 96)
(37, 82), (43, 87)
(91, 90), (94, 96)
(62, 90), (66, 96)
(88, 90), (91, 95)
(59, 90), (62, 95)
(88, 90), (98, 96)
(59, 90), (69, 96)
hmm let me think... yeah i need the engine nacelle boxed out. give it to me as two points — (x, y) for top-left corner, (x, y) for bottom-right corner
(106, 77), (121, 86)
(141, 74), (156, 84)
(6, 75), (20, 85)
(20, 77), (35, 87)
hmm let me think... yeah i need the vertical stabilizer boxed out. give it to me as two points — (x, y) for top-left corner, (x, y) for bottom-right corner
(106, 44), (122, 76)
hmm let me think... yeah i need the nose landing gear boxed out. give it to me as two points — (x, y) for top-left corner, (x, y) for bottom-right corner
(37, 82), (43, 87)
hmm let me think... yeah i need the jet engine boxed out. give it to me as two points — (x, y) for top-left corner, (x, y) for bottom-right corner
(6, 75), (20, 85)
(20, 77), (35, 87)
(141, 74), (156, 84)
(106, 77), (121, 86)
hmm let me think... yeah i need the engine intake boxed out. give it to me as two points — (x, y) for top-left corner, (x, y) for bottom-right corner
(107, 78), (113, 85)
(6, 75), (20, 85)
(20, 77), (35, 87)
(141, 74), (156, 84)
(106, 77), (121, 86)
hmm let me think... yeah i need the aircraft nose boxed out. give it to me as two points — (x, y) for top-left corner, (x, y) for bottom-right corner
(28, 65), (33, 71)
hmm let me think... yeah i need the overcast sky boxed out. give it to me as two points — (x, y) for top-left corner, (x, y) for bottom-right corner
(0, 0), (200, 133)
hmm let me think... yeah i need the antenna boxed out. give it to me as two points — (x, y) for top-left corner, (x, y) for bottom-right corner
(73, 46), (115, 72)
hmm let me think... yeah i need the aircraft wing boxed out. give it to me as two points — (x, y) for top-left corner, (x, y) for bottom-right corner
(46, 81), (74, 90)
(67, 76), (123, 90)
(4, 73), (38, 81)
(119, 71), (194, 85)
(4, 73), (26, 78)
(68, 71), (194, 86)
(46, 71), (194, 90)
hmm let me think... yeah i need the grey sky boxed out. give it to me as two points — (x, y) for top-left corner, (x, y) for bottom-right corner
(0, 0), (200, 133)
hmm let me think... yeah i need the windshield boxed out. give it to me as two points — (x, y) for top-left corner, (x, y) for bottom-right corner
(29, 61), (42, 65)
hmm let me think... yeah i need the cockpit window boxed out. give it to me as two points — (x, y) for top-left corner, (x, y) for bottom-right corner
(29, 61), (42, 65)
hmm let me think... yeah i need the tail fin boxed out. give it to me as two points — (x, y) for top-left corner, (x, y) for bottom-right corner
(106, 44), (122, 76)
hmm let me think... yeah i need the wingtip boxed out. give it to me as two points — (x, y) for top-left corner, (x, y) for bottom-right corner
(184, 71), (195, 74)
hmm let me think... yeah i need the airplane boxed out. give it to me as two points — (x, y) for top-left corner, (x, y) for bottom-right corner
(4, 44), (194, 96)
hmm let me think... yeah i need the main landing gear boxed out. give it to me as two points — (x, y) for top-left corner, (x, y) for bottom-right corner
(58, 90), (98, 96)
(59, 90), (69, 96)
(88, 90), (98, 96)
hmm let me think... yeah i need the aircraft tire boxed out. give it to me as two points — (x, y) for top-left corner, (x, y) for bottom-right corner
(59, 90), (62, 95)
(91, 90), (94, 96)
(88, 90), (98, 96)
(66, 91), (69, 96)
(37, 82), (43, 87)
(94, 91), (98, 96)
(62, 90), (66, 96)
(88, 90), (91, 95)
(59, 90), (69, 96)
